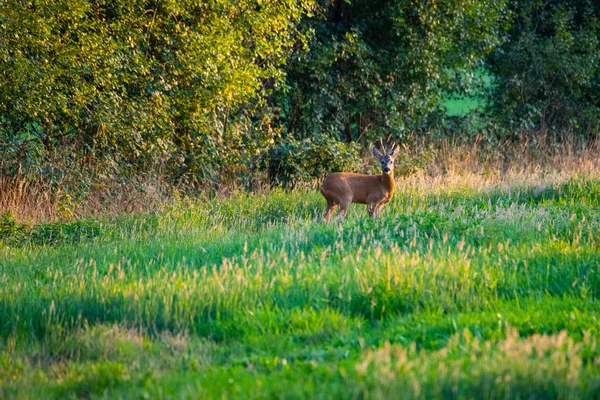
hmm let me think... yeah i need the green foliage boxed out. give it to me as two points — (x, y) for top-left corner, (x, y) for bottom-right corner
(0, 211), (101, 246)
(0, 0), (314, 183)
(265, 135), (362, 187)
(0, 117), (47, 178)
(0, 211), (26, 241)
(275, 0), (508, 142)
(488, 0), (600, 137)
(2, 0), (600, 189)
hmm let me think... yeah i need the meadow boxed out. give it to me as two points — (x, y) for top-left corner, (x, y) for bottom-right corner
(1, 146), (600, 399)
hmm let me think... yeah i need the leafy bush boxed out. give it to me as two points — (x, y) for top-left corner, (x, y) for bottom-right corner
(0, 211), (26, 240)
(0, 0), (314, 184)
(265, 135), (362, 187)
(0, 211), (101, 246)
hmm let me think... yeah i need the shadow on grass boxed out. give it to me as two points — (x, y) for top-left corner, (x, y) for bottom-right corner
(1, 236), (597, 343)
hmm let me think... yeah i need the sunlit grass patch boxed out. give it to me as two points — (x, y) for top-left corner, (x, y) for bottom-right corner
(0, 172), (599, 398)
(355, 328), (600, 399)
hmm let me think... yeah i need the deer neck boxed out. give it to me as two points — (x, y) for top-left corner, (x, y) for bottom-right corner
(380, 172), (395, 195)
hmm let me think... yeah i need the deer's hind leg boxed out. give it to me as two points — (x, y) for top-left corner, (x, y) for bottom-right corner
(337, 198), (352, 220)
(323, 200), (338, 224)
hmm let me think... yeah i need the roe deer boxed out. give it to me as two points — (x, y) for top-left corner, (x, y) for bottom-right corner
(320, 143), (400, 223)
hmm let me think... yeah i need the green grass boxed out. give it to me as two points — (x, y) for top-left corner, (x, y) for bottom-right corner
(443, 68), (491, 117)
(444, 97), (483, 117)
(1, 176), (599, 399)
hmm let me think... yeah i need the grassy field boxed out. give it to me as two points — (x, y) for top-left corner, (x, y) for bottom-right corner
(1, 156), (600, 398)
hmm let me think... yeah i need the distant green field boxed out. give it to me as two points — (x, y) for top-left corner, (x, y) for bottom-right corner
(443, 68), (491, 117)
(1, 174), (600, 399)
(444, 97), (484, 117)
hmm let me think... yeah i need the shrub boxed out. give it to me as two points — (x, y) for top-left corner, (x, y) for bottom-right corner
(265, 135), (362, 188)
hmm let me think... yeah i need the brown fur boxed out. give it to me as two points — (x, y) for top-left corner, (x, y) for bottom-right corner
(320, 145), (399, 223)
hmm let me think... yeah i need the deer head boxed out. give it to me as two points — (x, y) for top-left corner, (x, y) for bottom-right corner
(372, 144), (400, 175)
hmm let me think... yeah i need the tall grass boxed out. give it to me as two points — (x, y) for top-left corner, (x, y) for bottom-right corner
(2, 135), (599, 223)
(1, 145), (599, 398)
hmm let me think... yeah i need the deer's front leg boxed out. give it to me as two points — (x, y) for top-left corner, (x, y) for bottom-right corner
(374, 198), (389, 217)
(367, 203), (376, 217)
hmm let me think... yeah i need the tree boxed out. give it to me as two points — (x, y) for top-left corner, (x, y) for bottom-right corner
(488, 0), (600, 138)
(0, 0), (314, 181)
(273, 0), (508, 143)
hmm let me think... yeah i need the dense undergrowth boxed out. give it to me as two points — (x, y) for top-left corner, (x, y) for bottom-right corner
(0, 172), (599, 398)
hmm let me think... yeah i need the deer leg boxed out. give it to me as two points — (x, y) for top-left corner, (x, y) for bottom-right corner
(324, 202), (338, 224)
(374, 199), (389, 217)
(367, 203), (376, 218)
(337, 200), (351, 220)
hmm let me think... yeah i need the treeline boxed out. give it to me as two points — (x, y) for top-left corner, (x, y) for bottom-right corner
(1, 0), (599, 189)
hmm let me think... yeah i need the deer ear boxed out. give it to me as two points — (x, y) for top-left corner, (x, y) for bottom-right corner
(389, 143), (400, 159)
(372, 147), (383, 159)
